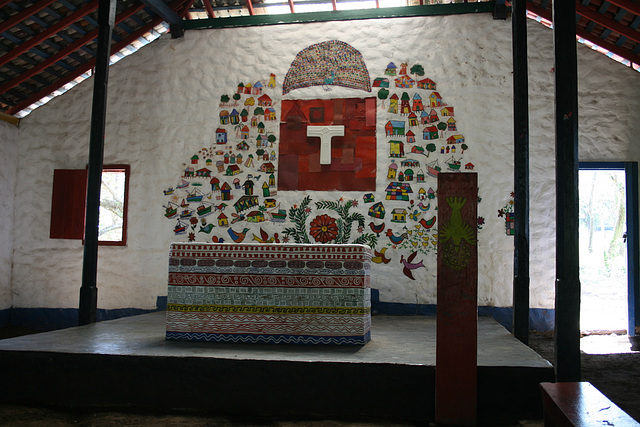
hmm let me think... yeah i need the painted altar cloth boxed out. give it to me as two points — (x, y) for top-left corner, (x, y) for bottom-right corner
(166, 243), (372, 345)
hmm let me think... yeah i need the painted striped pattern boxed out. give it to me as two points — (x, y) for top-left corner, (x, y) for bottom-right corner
(166, 243), (372, 345)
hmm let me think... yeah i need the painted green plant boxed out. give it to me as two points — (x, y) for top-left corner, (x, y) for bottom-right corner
(283, 195), (312, 243)
(315, 199), (377, 247)
(283, 197), (377, 248)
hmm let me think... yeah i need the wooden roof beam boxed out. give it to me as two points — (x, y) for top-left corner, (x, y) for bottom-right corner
(0, 0), (99, 69)
(202, 0), (216, 18)
(0, 0), (59, 34)
(0, 1), (146, 96)
(5, 14), (166, 116)
(576, 3), (640, 45)
(605, 0), (640, 16)
(140, 0), (184, 38)
(528, 2), (640, 66)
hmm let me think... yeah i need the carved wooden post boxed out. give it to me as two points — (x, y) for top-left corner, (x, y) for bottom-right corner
(436, 172), (478, 426)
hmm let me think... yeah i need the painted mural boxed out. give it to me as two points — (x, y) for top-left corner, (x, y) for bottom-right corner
(162, 40), (480, 294)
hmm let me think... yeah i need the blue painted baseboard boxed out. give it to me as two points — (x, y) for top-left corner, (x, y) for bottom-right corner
(370, 289), (555, 332)
(0, 293), (555, 332)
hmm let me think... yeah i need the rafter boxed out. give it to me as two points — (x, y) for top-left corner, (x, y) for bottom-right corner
(576, 3), (640, 45)
(527, 2), (640, 66)
(0, 0), (59, 34)
(139, 0), (184, 37)
(0, 2), (146, 96)
(6, 15), (165, 116)
(605, 0), (640, 16)
(0, 1), (99, 69)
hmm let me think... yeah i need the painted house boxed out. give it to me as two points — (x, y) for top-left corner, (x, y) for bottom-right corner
(387, 160), (398, 179)
(373, 77), (390, 88)
(260, 162), (276, 173)
(236, 141), (250, 151)
(218, 213), (228, 227)
(401, 159), (420, 168)
(258, 94), (272, 106)
(265, 108), (277, 121)
(388, 94), (399, 114)
(406, 130), (416, 144)
(210, 177), (220, 191)
(241, 108), (249, 122)
(384, 62), (397, 76)
(404, 169), (414, 181)
(234, 195), (259, 212)
(237, 82), (244, 94)
(447, 134), (465, 145)
(423, 126), (439, 140)
(184, 167), (195, 178)
(416, 170), (425, 182)
(225, 165), (241, 176)
(220, 182), (232, 201)
(368, 202), (386, 219)
(243, 82), (253, 94)
(426, 109), (439, 123)
(229, 109), (240, 125)
(441, 106), (454, 116)
(412, 93), (424, 111)
(385, 182), (413, 201)
(196, 168), (212, 178)
(385, 120), (405, 137)
(216, 128), (227, 144)
(219, 110), (230, 124)
(388, 140), (404, 158)
(447, 117), (457, 131)
(391, 208), (407, 223)
(465, 162), (475, 170)
(399, 62), (408, 74)
(262, 181), (271, 197)
(252, 81), (263, 95)
(429, 92), (444, 107)
(191, 155), (199, 164)
(411, 145), (425, 155)
(247, 210), (265, 223)
(400, 92), (411, 114)
(408, 112), (418, 127)
(395, 75), (415, 88)
(417, 78), (436, 90)
(240, 125), (250, 139)
(243, 179), (254, 195)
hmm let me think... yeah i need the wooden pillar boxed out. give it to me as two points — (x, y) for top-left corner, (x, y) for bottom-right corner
(512, 0), (530, 344)
(436, 172), (478, 426)
(553, 0), (581, 381)
(79, 0), (116, 326)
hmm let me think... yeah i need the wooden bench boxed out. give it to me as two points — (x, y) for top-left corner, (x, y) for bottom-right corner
(540, 382), (640, 426)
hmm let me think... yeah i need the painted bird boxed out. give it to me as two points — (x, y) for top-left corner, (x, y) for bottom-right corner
(371, 247), (391, 264)
(418, 202), (430, 211)
(252, 227), (277, 243)
(227, 227), (249, 243)
(199, 223), (214, 234)
(386, 229), (408, 245)
(400, 251), (425, 280)
(368, 221), (386, 237)
(211, 236), (225, 243)
(419, 216), (436, 229)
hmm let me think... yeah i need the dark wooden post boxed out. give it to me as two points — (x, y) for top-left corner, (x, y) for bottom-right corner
(553, 0), (581, 381)
(79, 0), (116, 326)
(512, 0), (530, 344)
(436, 172), (478, 426)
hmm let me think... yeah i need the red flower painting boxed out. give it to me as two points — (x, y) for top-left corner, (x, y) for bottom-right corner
(309, 214), (339, 243)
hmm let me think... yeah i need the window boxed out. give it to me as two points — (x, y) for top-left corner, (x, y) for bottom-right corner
(50, 165), (130, 246)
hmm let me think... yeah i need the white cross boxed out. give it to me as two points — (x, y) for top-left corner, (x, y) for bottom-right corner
(306, 125), (345, 165)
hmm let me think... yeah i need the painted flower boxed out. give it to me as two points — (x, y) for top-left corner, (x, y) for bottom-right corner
(188, 232), (196, 242)
(309, 214), (339, 243)
(190, 217), (198, 225)
(498, 209), (505, 218)
(357, 226), (364, 234)
(477, 217), (485, 226)
(351, 200), (358, 207)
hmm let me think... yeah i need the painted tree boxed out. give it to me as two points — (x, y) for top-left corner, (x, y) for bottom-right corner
(426, 143), (437, 157)
(410, 64), (425, 76)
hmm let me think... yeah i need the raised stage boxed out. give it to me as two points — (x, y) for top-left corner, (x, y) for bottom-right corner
(0, 312), (553, 425)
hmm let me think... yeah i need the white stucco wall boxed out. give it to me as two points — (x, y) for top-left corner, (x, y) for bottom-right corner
(10, 13), (640, 312)
(0, 120), (19, 310)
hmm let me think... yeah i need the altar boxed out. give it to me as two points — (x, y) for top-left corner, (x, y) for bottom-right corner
(166, 243), (372, 345)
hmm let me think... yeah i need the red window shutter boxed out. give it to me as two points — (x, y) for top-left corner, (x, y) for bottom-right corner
(50, 169), (87, 239)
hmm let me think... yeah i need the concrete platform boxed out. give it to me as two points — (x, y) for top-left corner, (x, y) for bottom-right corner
(0, 312), (553, 425)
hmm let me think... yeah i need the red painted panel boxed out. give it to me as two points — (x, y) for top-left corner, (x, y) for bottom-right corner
(436, 172), (478, 426)
(279, 97), (376, 192)
(50, 169), (87, 239)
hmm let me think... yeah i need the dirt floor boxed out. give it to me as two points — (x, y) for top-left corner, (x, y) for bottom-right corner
(0, 328), (638, 426)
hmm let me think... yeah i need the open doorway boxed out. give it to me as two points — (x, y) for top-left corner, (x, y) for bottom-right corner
(579, 162), (639, 353)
